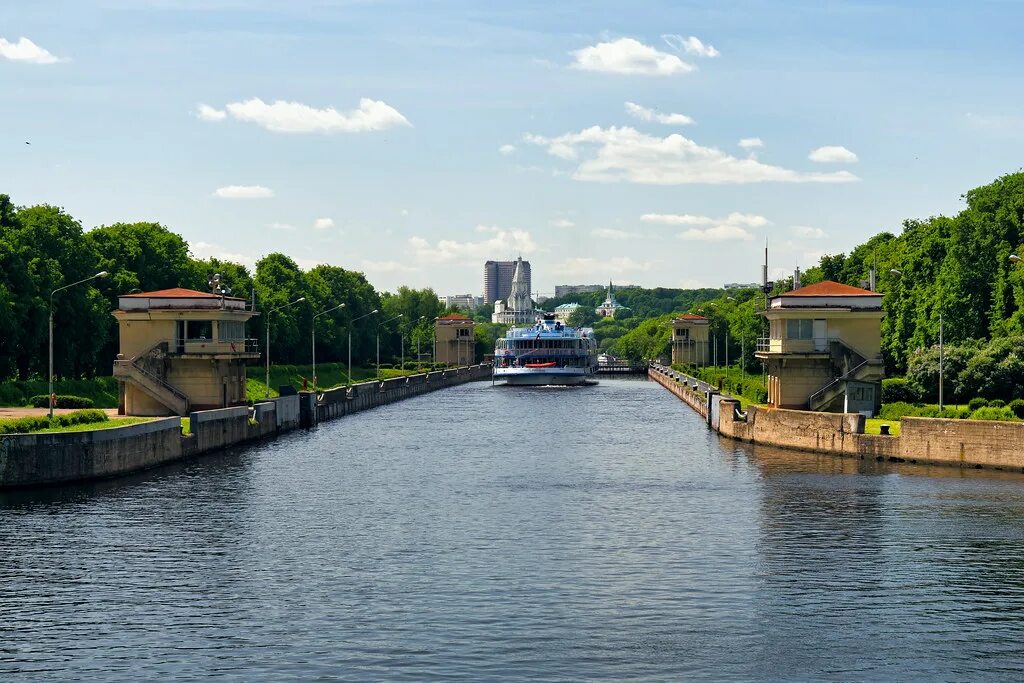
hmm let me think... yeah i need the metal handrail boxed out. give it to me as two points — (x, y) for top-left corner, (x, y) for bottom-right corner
(808, 359), (870, 406)
(124, 359), (190, 404)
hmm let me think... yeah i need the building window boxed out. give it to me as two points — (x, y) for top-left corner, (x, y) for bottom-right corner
(186, 320), (213, 340)
(786, 319), (813, 340)
(457, 327), (471, 338)
(219, 320), (245, 340)
(676, 328), (690, 340)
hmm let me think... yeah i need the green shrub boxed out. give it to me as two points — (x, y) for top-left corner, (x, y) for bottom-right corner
(989, 399), (1006, 408)
(29, 394), (95, 409)
(879, 402), (916, 420)
(882, 378), (921, 403)
(0, 409), (108, 435)
(0, 384), (25, 405)
(967, 398), (989, 411)
(968, 406), (1018, 422)
(1010, 399), (1024, 419)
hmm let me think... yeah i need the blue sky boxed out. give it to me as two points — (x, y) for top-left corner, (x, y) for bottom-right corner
(3, 0), (1024, 297)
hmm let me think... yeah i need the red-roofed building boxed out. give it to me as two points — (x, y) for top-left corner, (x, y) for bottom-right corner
(756, 280), (884, 414)
(671, 314), (710, 366)
(112, 287), (259, 416)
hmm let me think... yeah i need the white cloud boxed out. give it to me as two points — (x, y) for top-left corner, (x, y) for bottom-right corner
(408, 227), (537, 263)
(213, 185), (274, 199)
(550, 218), (576, 228)
(267, 222), (296, 231)
(361, 260), (418, 273)
(662, 34), (719, 58)
(680, 224), (755, 242)
(737, 137), (763, 149)
(195, 104), (227, 121)
(0, 36), (63, 64)
(624, 102), (694, 126)
(808, 145), (858, 163)
(570, 37), (694, 76)
(641, 213), (714, 225)
(313, 217), (335, 230)
(524, 126), (859, 185)
(791, 225), (825, 239)
(190, 241), (256, 268)
(592, 228), (640, 240)
(499, 144), (517, 155)
(198, 97), (411, 134)
(803, 250), (827, 264)
(557, 256), (654, 276)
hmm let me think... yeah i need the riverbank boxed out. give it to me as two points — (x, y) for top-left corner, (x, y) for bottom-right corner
(0, 364), (492, 489)
(649, 363), (1024, 472)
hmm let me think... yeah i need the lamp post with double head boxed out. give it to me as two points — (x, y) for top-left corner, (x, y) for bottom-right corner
(377, 314), (403, 380)
(49, 271), (109, 419)
(312, 303), (345, 392)
(266, 297), (307, 399)
(348, 309), (378, 387)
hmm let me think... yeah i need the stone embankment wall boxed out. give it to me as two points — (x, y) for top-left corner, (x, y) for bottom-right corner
(650, 363), (1024, 471)
(0, 365), (492, 489)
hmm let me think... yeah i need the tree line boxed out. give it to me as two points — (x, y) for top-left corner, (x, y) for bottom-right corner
(0, 194), (446, 382)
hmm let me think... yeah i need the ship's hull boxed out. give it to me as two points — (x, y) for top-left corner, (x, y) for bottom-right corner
(494, 366), (596, 386)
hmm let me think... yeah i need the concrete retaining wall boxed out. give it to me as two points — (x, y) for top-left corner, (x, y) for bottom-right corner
(2, 364), (493, 489)
(651, 363), (1023, 472)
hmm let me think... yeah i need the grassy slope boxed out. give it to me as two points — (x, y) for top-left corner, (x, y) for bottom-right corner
(0, 377), (119, 408)
(245, 362), (439, 399)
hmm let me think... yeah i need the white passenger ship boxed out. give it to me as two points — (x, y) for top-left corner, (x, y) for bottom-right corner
(493, 314), (599, 386)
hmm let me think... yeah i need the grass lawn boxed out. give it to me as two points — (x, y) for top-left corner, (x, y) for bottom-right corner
(865, 418), (901, 436)
(246, 362), (442, 398)
(0, 377), (119, 409)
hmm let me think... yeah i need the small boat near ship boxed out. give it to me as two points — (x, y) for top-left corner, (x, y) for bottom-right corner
(493, 313), (598, 386)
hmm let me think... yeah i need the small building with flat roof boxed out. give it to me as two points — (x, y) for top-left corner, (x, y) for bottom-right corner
(671, 314), (711, 366)
(112, 288), (259, 416)
(435, 314), (476, 366)
(755, 280), (884, 415)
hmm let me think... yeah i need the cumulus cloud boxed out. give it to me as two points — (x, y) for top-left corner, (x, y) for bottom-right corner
(524, 126), (859, 185)
(550, 218), (576, 228)
(737, 137), (763, 149)
(408, 227), (537, 263)
(197, 97), (411, 134)
(557, 256), (654, 276)
(643, 212), (768, 241)
(570, 37), (694, 76)
(624, 102), (694, 126)
(313, 217), (335, 230)
(195, 104), (227, 121)
(592, 228), (640, 240)
(213, 185), (274, 199)
(808, 145), (858, 163)
(0, 36), (63, 64)
(791, 225), (825, 239)
(190, 241), (256, 268)
(499, 144), (517, 155)
(661, 34), (719, 58)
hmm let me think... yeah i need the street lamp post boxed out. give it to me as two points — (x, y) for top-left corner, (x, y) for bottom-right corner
(49, 271), (109, 419)
(411, 315), (426, 371)
(348, 309), (378, 387)
(377, 313), (403, 380)
(266, 297), (307, 399)
(312, 303), (345, 392)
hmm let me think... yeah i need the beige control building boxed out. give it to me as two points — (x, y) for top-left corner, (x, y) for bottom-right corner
(435, 314), (476, 366)
(670, 314), (711, 366)
(755, 280), (885, 415)
(112, 288), (259, 416)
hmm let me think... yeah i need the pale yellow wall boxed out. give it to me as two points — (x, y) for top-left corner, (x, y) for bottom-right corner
(765, 310), (883, 360)
(435, 321), (475, 365)
(767, 358), (833, 407)
(670, 321), (710, 366)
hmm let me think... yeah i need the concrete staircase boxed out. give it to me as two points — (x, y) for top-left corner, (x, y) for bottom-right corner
(113, 342), (190, 415)
(807, 339), (884, 413)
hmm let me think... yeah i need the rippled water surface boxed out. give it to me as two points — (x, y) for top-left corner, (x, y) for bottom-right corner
(4, 378), (1024, 680)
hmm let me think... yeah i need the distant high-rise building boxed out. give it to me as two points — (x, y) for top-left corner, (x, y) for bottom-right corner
(492, 257), (535, 324)
(484, 260), (532, 304)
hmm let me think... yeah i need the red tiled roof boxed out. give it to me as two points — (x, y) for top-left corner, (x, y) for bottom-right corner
(675, 313), (708, 321)
(437, 313), (471, 321)
(122, 288), (220, 298)
(779, 280), (877, 297)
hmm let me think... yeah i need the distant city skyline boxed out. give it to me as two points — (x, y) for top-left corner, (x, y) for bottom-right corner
(3, 1), (1023, 295)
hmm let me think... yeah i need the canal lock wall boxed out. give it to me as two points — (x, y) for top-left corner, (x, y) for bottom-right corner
(0, 364), (492, 489)
(649, 363), (1024, 472)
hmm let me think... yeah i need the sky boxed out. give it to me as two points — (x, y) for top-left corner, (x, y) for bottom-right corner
(3, 0), (1024, 297)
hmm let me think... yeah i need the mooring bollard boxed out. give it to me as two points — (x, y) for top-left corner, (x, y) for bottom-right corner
(880, 424), (891, 436)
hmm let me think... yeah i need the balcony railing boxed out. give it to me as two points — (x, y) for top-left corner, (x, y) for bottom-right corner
(168, 338), (260, 355)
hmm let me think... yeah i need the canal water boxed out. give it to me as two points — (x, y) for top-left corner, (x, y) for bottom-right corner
(3, 378), (1024, 680)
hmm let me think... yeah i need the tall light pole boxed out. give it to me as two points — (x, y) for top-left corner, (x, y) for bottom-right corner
(312, 302), (345, 392)
(725, 296), (736, 390)
(348, 309), (378, 387)
(266, 296), (307, 399)
(377, 313), (403, 380)
(49, 271), (108, 419)
(411, 315), (426, 371)
(433, 316), (440, 365)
